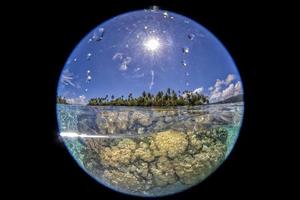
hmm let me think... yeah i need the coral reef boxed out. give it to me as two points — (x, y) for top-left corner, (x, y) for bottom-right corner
(83, 128), (227, 194)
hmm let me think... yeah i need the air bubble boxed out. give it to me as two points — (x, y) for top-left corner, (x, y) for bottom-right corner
(163, 11), (168, 18)
(87, 53), (92, 60)
(92, 27), (105, 41)
(183, 47), (189, 54)
(181, 60), (187, 67)
(87, 75), (92, 82)
(188, 33), (195, 40)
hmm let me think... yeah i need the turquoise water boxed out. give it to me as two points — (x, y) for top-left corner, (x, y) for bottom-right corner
(57, 103), (243, 196)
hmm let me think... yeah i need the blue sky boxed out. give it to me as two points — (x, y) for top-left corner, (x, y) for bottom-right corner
(57, 9), (243, 104)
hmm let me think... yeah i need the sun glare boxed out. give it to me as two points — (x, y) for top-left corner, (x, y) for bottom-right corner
(144, 37), (160, 51)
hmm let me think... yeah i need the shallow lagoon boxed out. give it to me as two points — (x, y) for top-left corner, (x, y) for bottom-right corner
(57, 102), (243, 196)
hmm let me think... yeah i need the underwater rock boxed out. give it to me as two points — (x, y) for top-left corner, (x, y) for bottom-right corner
(137, 127), (145, 134)
(151, 119), (167, 132)
(96, 111), (117, 134)
(115, 112), (129, 131)
(164, 116), (173, 123)
(131, 111), (153, 126)
(96, 111), (129, 134)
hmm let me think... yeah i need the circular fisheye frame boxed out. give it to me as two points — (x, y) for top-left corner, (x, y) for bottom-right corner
(57, 7), (244, 197)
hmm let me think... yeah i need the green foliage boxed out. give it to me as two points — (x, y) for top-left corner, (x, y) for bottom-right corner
(87, 89), (209, 106)
(57, 96), (68, 104)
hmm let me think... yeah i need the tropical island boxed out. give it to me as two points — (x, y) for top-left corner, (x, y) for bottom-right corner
(88, 88), (209, 106)
(57, 88), (209, 106)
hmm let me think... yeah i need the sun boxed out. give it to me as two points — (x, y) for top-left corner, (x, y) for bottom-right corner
(144, 37), (160, 51)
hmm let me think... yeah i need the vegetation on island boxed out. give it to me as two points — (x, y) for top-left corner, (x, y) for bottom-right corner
(87, 88), (209, 106)
(56, 96), (68, 104)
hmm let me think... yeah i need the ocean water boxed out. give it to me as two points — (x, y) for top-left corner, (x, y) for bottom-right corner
(57, 103), (243, 196)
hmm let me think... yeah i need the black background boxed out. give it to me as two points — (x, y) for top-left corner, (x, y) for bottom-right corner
(6, 0), (290, 199)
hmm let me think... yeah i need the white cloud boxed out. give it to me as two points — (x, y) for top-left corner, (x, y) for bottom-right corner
(119, 56), (131, 71)
(209, 90), (222, 102)
(214, 79), (225, 89)
(208, 74), (243, 103)
(234, 81), (243, 95)
(193, 87), (204, 95)
(225, 74), (235, 85)
(221, 83), (235, 99)
(66, 95), (87, 105)
(120, 64), (127, 71)
(112, 53), (132, 71)
(181, 87), (204, 98)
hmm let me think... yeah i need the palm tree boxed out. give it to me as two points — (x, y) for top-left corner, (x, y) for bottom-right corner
(142, 91), (146, 98)
(128, 93), (133, 100)
(171, 90), (177, 105)
(167, 88), (171, 96)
